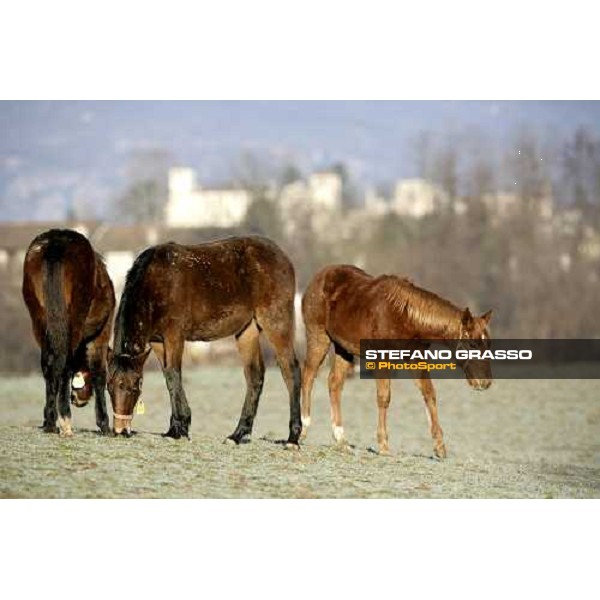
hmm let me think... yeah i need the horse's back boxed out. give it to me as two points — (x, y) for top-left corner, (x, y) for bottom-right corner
(146, 236), (295, 298)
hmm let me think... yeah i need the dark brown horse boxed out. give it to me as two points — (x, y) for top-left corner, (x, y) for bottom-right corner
(301, 265), (493, 457)
(22, 229), (115, 436)
(107, 235), (302, 446)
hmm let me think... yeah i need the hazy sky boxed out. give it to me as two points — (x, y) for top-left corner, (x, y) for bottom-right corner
(1, 101), (599, 221)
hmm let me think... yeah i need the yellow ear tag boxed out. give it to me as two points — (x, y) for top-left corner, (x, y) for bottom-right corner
(136, 400), (145, 415)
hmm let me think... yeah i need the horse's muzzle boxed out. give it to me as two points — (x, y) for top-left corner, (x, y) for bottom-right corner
(474, 379), (493, 391)
(71, 394), (90, 407)
(113, 414), (133, 436)
(114, 428), (132, 437)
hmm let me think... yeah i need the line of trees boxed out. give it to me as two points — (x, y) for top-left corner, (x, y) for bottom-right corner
(1, 127), (599, 372)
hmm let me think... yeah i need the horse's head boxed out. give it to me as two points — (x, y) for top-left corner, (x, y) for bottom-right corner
(107, 348), (151, 436)
(71, 370), (93, 407)
(457, 308), (493, 391)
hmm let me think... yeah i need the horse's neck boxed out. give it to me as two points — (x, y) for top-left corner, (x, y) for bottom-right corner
(417, 315), (462, 340)
(114, 303), (149, 355)
(391, 284), (463, 340)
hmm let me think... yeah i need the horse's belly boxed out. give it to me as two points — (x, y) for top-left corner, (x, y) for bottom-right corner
(186, 307), (252, 341)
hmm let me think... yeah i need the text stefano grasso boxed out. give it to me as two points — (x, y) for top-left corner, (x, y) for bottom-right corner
(364, 348), (532, 361)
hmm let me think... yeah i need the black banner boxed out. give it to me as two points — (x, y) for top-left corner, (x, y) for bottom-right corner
(359, 339), (600, 379)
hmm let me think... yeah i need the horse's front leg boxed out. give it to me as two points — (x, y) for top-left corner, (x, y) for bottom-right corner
(163, 368), (191, 439)
(375, 378), (391, 455)
(414, 371), (446, 459)
(88, 341), (110, 435)
(157, 338), (191, 439)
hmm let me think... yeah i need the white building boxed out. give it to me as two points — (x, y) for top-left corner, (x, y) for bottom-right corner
(279, 171), (342, 235)
(165, 167), (252, 228)
(391, 179), (449, 218)
(308, 171), (343, 211)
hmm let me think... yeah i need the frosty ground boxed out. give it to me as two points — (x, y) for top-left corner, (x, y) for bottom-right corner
(1, 367), (598, 498)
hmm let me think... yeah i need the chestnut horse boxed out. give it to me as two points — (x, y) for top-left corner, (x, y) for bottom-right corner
(107, 236), (302, 446)
(22, 229), (115, 436)
(301, 265), (493, 457)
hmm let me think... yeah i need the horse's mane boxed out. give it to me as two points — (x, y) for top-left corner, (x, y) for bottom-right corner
(114, 246), (156, 353)
(380, 275), (462, 337)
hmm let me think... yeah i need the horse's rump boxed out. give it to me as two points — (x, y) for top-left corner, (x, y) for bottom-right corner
(23, 230), (98, 354)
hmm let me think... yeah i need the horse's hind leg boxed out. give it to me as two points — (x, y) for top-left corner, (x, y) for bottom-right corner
(375, 378), (391, 455)
(41, 343), (72, 435)
(328, 349), (352, 445)
(227, 320), (265, 444)
(414, 371), (446, 459)
(41, 348), (58, 433)
(256, 315), (302, 447)
(56, 371), (73, 437)
(42, 379), (59, 433)
(156, 335), (191, 439)
(300, 328), (330, 440)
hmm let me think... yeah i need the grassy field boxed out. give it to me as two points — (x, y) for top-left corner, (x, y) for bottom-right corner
(1, 367), (599, 498)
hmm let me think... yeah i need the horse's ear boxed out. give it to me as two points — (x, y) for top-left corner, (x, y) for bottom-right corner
(480, 309), (493, 326)
(132, 347), (151, 371)
(461, 307), (473, 326)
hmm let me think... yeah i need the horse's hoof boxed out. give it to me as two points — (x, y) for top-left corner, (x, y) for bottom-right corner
(284, 442), (300, 451)
(378, 448), (391, 456)
(42, 426), (59, 434)
(434, 445), (447, 460)
(59, 430), (74, 438)
(163, 425), (187, 439)
(223, 437), (238, 446)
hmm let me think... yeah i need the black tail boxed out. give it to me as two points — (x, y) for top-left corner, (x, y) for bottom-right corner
(42, 251), (69, 379)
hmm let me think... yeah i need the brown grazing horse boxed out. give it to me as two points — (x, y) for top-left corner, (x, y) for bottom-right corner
(301, 265), (493, 457)
(22, 229), (115, 436)
(107, 235), (302, 446)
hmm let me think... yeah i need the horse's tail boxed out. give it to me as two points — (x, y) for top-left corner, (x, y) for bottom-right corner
(42, 249), (70, 379)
